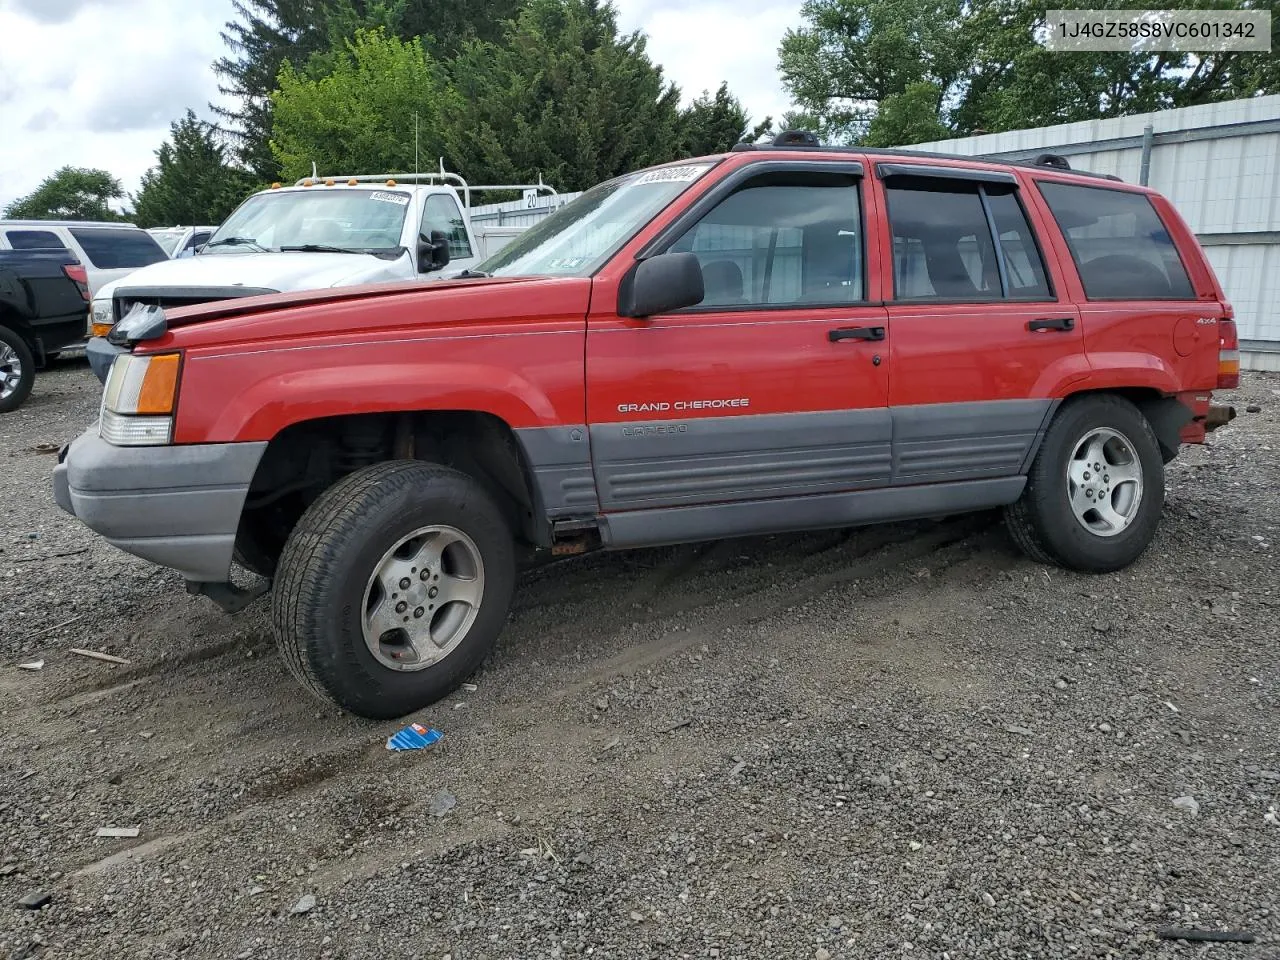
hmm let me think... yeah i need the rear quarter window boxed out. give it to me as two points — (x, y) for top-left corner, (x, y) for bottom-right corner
(68, 227), (168, 269)
(1037, 182), (1194, 300)
(5, 229), (67, 250)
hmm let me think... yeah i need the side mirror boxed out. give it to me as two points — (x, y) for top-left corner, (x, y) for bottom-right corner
(417, 230), (451, 272)
(618, 252), (705, 318)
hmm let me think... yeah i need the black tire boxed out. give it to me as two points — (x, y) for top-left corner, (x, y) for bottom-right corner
(0, 326), (35, 414)
(271, 460), (516, 720)
(1005, 394), (1164, 573)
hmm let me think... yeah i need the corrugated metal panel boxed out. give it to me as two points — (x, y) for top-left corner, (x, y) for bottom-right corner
(469, 192), (583, 228)
(1205, 244), (1280, 342)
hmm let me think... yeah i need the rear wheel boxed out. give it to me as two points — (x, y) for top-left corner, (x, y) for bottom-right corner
(0, 327), (35, 414)
(1005, 395), (1164, 572)
(271, 460), (515, 719)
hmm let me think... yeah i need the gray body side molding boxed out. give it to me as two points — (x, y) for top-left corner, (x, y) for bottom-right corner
(600, 477), (1026, 548)
(517, 399), (1057, 544)
(513, 425), (598, 517)
(590, 409), (893, 511)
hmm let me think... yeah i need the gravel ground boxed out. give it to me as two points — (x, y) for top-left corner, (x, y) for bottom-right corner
(2, 359), (1278, 960)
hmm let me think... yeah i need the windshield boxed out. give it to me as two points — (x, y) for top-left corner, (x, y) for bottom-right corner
(149, 230), (183, 255)
(478, 163), (717, 277)
(205, 188), (411, 254)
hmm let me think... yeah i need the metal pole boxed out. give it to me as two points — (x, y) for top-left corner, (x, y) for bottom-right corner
(1139, 123), (1154, 186)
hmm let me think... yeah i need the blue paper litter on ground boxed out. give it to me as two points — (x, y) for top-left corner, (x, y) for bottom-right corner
(386, 723), (443, 751)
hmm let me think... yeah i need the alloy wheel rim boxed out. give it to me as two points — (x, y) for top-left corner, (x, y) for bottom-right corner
(1066, 427), (1143, 537)
(361, 524), (485, 671)
(0, 344), (22, 400)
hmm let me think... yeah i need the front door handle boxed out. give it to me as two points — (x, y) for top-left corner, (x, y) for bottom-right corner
(1027, 316), (1075, 332)
(829, 325), (885, 342)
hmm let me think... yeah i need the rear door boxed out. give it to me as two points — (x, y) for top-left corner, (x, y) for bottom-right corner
(874, 163), (1086, 485)
(586, 160), (892, 537)
(1031, 179), (1223, 393)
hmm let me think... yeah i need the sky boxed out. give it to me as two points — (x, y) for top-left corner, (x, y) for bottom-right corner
(0, 0), (803, 213)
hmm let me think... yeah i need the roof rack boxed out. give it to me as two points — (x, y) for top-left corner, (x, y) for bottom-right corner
(295, 160), (559, 208)
(729, 132), (1124, 181)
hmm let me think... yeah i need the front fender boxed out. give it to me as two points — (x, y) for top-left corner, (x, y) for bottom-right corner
(174, 354), (572, 443)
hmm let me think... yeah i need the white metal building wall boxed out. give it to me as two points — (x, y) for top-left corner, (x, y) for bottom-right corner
(908, 95), (1280, 370)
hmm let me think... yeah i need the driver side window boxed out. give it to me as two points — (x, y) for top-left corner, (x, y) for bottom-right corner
(420, 194), (473, 260)
(667, 173), (863, 308)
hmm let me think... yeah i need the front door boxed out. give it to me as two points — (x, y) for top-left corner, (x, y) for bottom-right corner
(874, 166), (1087, 485)
(585, 163), (891, 543)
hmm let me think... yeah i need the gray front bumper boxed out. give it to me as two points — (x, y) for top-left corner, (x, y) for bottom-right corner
(86, 336), (124, 384)
(53, 430), (268, 582)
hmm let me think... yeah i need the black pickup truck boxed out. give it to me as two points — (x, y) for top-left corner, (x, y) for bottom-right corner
(0, 250), (90, 412)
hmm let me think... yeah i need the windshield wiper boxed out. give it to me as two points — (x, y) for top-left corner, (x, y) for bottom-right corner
(455, 268), (489, 278)
(204, 236), (267, 251)
(280, 244), (362, 255)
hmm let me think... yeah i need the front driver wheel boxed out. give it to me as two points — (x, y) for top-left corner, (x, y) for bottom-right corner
(1005, 394), (1164, 573)
(272, 460), (516, 719)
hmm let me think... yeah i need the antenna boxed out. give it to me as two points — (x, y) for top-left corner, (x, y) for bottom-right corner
(311, 160), (317, 180)
(414, 114), (420, 179)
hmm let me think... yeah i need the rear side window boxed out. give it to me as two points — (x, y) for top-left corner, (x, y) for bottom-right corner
(985, 190), (1051, 298)
(1037, 182), (1193, 300)
(68, 228), (168, 269)
(420, 195), (473, 259)
(886, 178), (1051, 301)
(6, 229), (67, 250)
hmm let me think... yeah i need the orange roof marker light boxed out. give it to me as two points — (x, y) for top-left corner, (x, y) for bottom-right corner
(347, 178), (358, 186)
(302, 179), (314, 187)
(386, 179), (397, 186)
(324, 178), (335, 186)
(271, 182), (282, 189)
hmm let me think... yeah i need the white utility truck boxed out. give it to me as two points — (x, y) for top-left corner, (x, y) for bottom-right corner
(87, 167), (555, 381)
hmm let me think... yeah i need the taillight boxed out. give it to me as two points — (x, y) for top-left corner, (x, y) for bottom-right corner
(62, 263), (90, 302)
(1217, 313), (1239, 389)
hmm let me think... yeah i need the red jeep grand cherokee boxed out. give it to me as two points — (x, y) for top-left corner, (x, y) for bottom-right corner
(54, 135), (1240, 719)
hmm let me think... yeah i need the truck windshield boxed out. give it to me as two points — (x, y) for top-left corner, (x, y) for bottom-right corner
(479, 163), (716, 277)
(204, 188), (411, 254)
(149, 230), (184, 255)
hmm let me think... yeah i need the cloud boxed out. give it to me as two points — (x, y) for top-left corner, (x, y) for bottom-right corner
(0, 0), (802, 212)
(615, 0), (802, 123)
(9, 0), (85, 24)
(0, 0), (233, 210)
(23, 107), (59, 133)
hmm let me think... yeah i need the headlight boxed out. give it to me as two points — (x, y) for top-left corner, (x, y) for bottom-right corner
(100, 353), (181, 446)
(90, 300), (113, 338)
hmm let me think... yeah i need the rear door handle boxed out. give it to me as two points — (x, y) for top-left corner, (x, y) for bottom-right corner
(1027, 317), (1075, 332)
(829, 325), (885, 342)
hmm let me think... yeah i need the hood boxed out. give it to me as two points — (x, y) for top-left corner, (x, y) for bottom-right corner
(93, 249), (414, 303)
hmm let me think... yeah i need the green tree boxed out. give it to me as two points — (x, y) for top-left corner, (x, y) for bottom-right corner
(3, 167), (124, 221)
(131, 111), (258, 228)
(676, 82), (766, 155)
(215, 0), (521, 180)
(214, 0), (334, 180)
(270, 29), (446, 181)
(439, 0), (683, 192)
(779, 0), (1280, 145)
(862, 81), (951, 146)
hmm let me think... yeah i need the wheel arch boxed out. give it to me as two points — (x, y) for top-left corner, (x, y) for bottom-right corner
(237, 408), (552, 576)
(1058, 386), (1190, 463)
